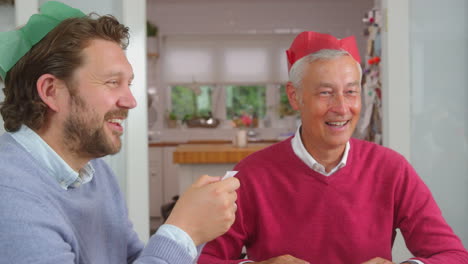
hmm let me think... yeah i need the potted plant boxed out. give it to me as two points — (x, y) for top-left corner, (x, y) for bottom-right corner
(167, 111), (178, 128)
(147, 21), (159, 56)
(147, 21), (158, 37)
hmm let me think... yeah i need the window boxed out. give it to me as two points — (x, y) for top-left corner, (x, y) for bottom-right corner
(225, 85), (266, 120)
(162, 35), (296, 129)
(170, 85), (213, 120)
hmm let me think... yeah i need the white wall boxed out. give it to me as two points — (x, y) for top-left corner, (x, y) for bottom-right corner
(382, 0), (468, 260)
(409, 0), (468, 246)
(0, 4), (15, 31)
(381, 0), (410, 158)
(122, 0), (150, 241)
(380, 2), (413, 261)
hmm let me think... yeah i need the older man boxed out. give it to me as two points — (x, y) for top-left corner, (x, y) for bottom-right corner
(0, 2), (239, 263)
(199, 31), (468, 264)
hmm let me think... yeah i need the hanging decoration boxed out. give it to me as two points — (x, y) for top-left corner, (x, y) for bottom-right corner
(356, 8), (383, 145)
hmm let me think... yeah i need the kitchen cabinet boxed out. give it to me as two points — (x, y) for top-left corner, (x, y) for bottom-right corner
(149, 141), (275, 224)
(148, 146), (179, 223)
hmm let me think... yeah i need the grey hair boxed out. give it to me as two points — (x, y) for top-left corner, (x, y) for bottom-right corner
(289, 49), (363, 99)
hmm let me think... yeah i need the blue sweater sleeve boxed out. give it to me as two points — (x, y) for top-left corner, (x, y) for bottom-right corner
(133, 235), (195, 264)
(125, 220), (196, 264)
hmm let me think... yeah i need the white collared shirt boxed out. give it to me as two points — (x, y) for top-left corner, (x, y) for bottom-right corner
(291, 126), (350, 176)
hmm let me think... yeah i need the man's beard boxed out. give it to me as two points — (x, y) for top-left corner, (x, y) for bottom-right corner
(63, 94), (128, 158)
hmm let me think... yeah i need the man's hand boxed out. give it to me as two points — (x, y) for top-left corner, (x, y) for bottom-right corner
(165, 175), (240, 245)
(361, 257), (395, 264)
(252, 254), (310, 264)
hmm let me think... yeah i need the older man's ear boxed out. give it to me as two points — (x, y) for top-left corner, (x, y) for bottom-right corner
(286, 82), (301, 111)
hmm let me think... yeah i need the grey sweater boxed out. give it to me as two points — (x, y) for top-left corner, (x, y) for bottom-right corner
(0, 133), (192, 264)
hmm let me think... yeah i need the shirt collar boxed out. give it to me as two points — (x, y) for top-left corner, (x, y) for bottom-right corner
(10, 125), (94, 190)
(291, 125), (350, 176)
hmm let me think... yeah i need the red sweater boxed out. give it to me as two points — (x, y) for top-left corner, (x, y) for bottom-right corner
(199, 138), (468, 264)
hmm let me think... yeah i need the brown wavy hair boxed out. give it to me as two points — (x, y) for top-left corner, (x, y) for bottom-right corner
(0, 14), (129, 132)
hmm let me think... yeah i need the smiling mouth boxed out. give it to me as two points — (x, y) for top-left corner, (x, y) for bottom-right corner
(108, 118), (124, 126)
(107, 118), (125, 134)
(325, 120), (349, 127)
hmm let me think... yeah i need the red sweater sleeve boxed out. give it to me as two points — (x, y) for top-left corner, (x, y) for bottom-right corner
(394, 158), (468, 264)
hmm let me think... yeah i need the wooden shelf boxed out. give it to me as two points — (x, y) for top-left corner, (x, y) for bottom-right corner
(149, 139), (279, 148)
(173, 143), (272, 164)
(147, 52), (159, 58)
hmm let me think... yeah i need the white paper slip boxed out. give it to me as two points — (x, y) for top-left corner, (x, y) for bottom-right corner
(222, 171), (238, 180)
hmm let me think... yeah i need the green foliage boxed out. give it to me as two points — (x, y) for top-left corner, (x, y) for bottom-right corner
(146, 21), (158, 37)
(168, 111), (177, 120)
(171, 85), (212, 120)
(226, 85), (266, 119)
(171, 85), (268, 122)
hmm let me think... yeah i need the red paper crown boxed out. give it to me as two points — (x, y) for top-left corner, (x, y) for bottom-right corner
(286, 31), (361, 71)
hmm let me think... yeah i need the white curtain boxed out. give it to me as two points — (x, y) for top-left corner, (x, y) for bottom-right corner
(162, 34), (294, 84)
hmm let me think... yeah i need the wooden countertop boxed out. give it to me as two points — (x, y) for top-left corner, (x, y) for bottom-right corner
(149, 139), (279, 148)
(173, 143), (273, 164)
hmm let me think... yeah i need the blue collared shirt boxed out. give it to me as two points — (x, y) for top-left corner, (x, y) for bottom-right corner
(10, 125), (94, 190)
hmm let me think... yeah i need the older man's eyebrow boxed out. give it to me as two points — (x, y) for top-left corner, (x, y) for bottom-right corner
(346, 81), (360, 87)
(318, 82), (336, 88)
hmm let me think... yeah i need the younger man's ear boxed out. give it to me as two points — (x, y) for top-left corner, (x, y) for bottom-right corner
(36, 74), (66, 112)
(286, 82), (301, 111)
